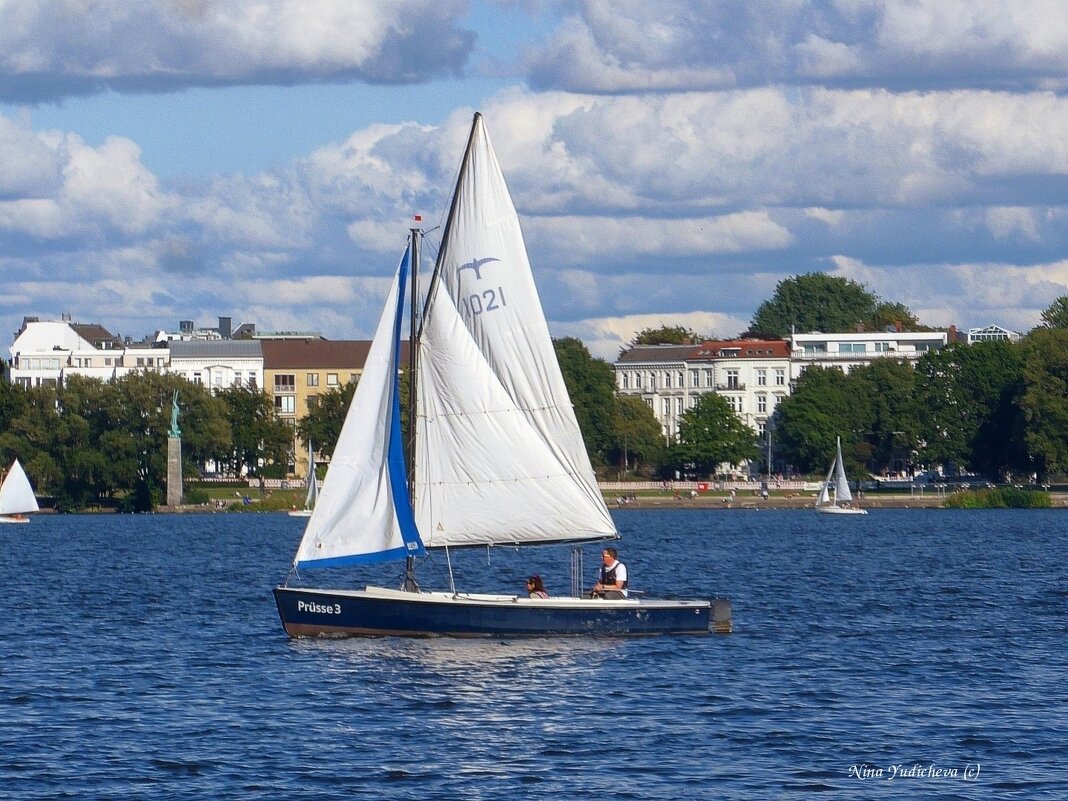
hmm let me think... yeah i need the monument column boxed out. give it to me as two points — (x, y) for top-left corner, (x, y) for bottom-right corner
(167, 390), (183, 507)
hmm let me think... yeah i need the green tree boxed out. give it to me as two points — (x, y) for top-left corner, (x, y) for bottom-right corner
(54, 375), (123, 506)
(750, 273), (920, 338)
(554, 337), (615, 466)
(609, 395), (665, 476)
(774, 366), (871, 474)
(1019, 328), (1068, 481)
(914, 341), (1026, 477)
(871, 301), (927, 333)
(297, 381), (357, 459)
(0, 379), (28, 434)
(105, 372), (229, 510)
(672, 393), (760, 476)
(1039, 295), (1068, 329)
(850, 359), (918, 475)
(0, 383), (95, 509)
(218, 385), (292, 478)
(631, 325), (702, 346)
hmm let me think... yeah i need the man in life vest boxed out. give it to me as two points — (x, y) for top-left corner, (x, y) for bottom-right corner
(592, 547), (628, 599)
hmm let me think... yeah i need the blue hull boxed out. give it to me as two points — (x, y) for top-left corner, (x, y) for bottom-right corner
(274, 586), (731, 637)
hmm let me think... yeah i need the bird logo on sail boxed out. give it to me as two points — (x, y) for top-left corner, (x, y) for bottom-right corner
(458, 257), (499, 281)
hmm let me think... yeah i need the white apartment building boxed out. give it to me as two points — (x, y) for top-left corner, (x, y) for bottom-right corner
(787, 330), (948, 381)
(615, 331), (952, 444)
(614, 340), (791, 441)
(168, 341), (263, 390)
(8, 318), (262, 390)
(8, 318), (164, 387)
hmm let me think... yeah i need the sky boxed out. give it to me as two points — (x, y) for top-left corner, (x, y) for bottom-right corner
(3, 1), (1068, 361)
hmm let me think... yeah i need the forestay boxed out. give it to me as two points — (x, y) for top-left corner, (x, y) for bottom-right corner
(414, 115), (617, 549)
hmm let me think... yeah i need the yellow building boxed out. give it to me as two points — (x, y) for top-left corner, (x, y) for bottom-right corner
(261, 339), (370, 479)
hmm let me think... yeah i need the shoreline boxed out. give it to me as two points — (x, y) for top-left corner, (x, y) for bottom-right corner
(36, 490), (1068, 514)
(604, 491), (1068, 510)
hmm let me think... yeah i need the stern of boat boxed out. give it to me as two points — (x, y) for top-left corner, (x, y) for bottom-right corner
(711, 597), (732, 634)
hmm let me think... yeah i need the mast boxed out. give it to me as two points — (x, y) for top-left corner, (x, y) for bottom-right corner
(404, 225), (421, 592)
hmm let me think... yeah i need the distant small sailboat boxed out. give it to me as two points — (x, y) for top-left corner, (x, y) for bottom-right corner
(0, 459), (40, 524)
(816, 438), (868, 515)
(288, 443), (318, 518)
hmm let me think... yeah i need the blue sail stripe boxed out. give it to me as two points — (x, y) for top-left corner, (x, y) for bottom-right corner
(296, 545), (414, 569)
(388, 245), (426, 558)
(390, 247), (427, 559)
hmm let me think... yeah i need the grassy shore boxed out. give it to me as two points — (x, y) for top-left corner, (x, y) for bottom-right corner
(602, 489), (1068, 510)
(148, 484), (1068, 513)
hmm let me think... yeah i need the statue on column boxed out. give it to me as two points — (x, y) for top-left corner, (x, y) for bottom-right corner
(169, 390), (181, 438)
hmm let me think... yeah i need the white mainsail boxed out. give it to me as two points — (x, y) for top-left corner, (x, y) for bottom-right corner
(414, 114), (617, 548)
(0, 459), (39, 516)
(292, 248), (423, 568)
(833, 438), (853, 502)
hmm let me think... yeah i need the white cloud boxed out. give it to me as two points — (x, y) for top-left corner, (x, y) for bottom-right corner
(0, 114), (62, 197)
(0, 0), (475, 101)
(0, 128), (173, 239)
(530, 1), (1068, 92)
(5, 80), (1068, 357)
(527, 211), (792, 266)
(984, 207), (1042, 242)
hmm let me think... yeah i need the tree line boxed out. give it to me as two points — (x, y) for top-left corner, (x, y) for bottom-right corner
(4, 274), (1067, 510)
(0, 372), (292, 511)
(560, 275), (1068, 484)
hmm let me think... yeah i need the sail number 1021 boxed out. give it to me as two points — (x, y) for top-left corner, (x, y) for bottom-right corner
(460, 287), (507, 317)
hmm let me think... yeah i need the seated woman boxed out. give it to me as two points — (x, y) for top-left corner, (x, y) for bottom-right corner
(525, 575), (549, 598)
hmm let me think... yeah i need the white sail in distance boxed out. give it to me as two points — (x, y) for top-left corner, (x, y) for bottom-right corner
(0, 459), (39, 516)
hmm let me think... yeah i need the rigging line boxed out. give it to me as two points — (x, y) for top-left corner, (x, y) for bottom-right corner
(444, 545), (456, 595)
(418, 112), (481, 338)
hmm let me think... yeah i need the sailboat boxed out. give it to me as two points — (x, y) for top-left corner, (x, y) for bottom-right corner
(273, 114), (731, 637)
(0, 459), (40, 524)
(816, 437), (868, 515)
(287, 442), (318, 518)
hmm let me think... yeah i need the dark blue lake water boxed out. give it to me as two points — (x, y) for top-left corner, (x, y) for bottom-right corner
(2, 509), (1065, 799)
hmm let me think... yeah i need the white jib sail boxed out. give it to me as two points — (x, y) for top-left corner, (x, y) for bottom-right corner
(0, 459), (39, 516)
(414, 115), (617, 548)
(816, 463), (833, 506)
(834, 438), (853, 502)
(293, 252), (418, 567)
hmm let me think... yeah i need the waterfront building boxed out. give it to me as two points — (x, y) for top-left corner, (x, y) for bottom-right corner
(154, 316), (258, 343)
(167, 340), (264, 391)
(614, 339), (791, 442)
(966, 324), (1021, 344)
(615, 330), (951, 447)
(261, 339), (394, 477)
(9, 317), (162, 387)
(787, 330), (948, 381)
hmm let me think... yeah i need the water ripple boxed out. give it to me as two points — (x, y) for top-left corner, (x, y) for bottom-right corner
(0, 510), (1064, 799)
